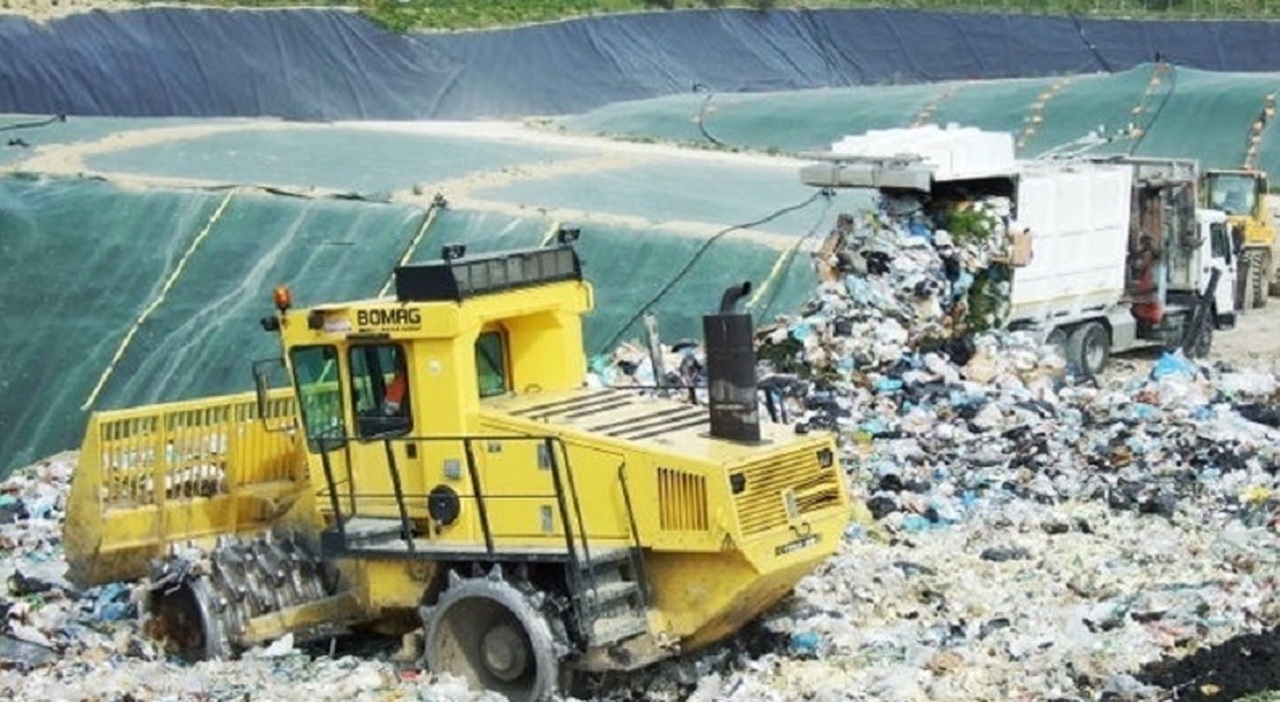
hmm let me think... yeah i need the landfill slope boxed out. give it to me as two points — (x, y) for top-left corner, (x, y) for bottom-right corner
(556, 63), (1280, 176)
(0, 118), (849, 475)
(8, 8), (1280, 120)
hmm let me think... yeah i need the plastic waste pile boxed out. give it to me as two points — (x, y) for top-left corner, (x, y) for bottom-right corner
(585, 199), (1280, 700)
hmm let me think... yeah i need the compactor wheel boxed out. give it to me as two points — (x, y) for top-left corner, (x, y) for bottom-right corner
(144, 535), (332, 662)
(146, 572), (232, 661)
(422, 569), (564, 702)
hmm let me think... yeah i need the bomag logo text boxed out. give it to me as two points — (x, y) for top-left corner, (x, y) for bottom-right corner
(357, 308), (422, 329)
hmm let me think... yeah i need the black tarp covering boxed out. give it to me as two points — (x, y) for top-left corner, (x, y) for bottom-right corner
(2, 8), (1280, 120)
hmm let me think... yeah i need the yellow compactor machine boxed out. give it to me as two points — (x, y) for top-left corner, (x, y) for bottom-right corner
(63, 236), (851, 701)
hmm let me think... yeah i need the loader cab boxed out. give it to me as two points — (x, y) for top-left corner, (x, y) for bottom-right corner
(285, 332), (511, 448)
(1206, 170), (1263, 219)
(256, 241), (593, 529)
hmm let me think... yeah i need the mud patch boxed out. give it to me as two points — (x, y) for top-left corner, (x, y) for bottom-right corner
(1135, 627), (1280, 700)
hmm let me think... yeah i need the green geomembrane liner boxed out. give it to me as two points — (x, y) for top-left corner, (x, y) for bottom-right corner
(8, 62), (1280, 473)
(557, 65), (1280, 171)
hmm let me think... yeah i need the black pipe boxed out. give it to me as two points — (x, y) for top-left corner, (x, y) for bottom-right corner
(704, 282), (761, 443)
(718, 281), (752, 314)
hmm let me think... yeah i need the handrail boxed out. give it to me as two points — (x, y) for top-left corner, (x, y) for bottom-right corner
(544, 438), (580, 570)
(558, 439), (592, 568)
(543, 437), (594, 639)
(616, 463), (650, 607)
(313, 433), (612, 578)
(319, 448), (345, 542)
(383, 440), (415, 553)
(462, 438), (494, 555)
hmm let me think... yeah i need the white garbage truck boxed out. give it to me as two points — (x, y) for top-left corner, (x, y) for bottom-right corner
(800, 124), (1238, 376)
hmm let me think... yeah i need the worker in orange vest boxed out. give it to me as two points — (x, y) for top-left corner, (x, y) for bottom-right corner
(383, 369), (407, 416)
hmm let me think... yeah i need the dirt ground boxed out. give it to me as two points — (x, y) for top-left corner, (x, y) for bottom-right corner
(1207, 301), (1280, 371)
(1, 0), (132, 21)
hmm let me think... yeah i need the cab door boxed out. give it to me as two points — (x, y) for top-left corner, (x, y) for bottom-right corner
(288, 344), (356, 522)
(346, 342), (423, 520)
(1203, 214), (1239, 324)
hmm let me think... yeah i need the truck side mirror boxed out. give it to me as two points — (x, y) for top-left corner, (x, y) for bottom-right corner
(252, 358), (292, 432)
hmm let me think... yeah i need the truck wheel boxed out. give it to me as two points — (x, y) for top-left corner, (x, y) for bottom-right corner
(1254, 250), (1271, 309)
(423, 569), (564, 702)
(1066, 322), (1109, 378)
(1233, 253), (1254, 313)
(1044, 327), (1068, 360)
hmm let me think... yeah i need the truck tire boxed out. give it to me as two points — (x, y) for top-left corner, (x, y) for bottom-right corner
(1045, 327), (1068, 362)
(1243, 249), (1268, 309)
(423, 570), (564, 702)
(1256, 250), (1271, 309)
(1066, 322), (1109, 378)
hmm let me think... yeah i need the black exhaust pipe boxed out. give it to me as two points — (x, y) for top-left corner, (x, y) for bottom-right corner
(704, 282), (760, 443)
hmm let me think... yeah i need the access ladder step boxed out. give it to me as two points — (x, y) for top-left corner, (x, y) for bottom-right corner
(340, 517), (408, 542)
(578, 547), (631, 569)
(590, 613), (648, 647)
(585, 580), (640, 607)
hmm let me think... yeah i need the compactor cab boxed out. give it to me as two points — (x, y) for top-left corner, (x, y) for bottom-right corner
(1204, 169), (1277, 309)
(65, 236), (852, 701)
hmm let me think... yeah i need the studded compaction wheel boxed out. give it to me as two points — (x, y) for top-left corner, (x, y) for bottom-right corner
(422, 569), (565, 702)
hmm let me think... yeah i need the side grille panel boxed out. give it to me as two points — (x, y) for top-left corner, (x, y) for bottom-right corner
(733, 449), (842, 536)
(658, 467), (709, 532)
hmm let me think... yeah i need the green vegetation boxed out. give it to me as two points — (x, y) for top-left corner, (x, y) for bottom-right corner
(137, 0), (1280, 32)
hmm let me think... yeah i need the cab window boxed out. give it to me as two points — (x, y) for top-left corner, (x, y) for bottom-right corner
(1210, 221), (1232, 261)
(350, 344), (412, 438)
(289, 345), (346, 452)
(476, 330), (508, 397)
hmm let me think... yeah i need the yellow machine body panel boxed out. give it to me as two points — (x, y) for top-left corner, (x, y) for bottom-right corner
(475, 390), (850, 648)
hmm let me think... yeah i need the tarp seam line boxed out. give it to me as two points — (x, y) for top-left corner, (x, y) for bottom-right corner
(80, 188), (237, 411)
(1072, 16), (1113, 74)
(602, 188), (829, 351)
(378, 198), (441, 298)
(748, 192), (834, 313)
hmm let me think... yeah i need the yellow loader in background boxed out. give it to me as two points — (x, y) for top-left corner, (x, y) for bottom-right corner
(1204, 169), (1279, 310)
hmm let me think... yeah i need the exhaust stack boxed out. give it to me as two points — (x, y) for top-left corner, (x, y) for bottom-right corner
(703, 282), (760, 443)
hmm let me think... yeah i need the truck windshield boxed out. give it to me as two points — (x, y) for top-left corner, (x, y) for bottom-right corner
(289, 345), (347, 452)
(1207, 174), (1257, 215)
